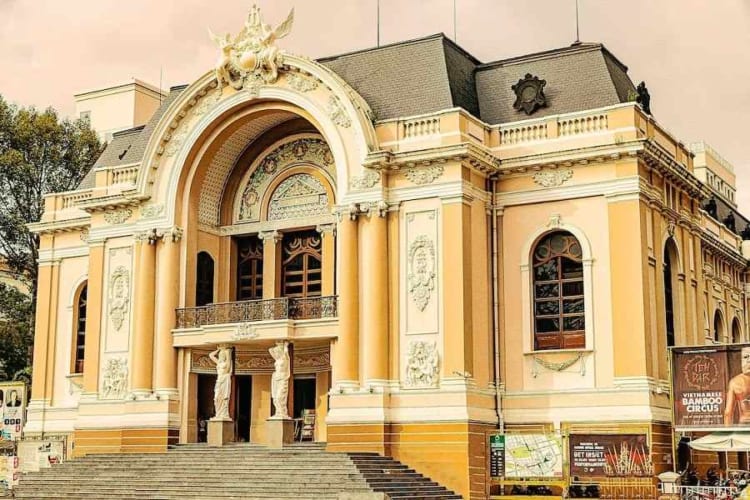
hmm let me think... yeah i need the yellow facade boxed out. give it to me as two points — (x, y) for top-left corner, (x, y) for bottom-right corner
(25, 17), (750, 499)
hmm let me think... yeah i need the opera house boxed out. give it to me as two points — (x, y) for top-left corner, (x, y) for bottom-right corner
(25, 6), (750, 498)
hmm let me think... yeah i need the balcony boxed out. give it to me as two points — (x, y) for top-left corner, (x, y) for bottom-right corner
(175, 296), (338, 329)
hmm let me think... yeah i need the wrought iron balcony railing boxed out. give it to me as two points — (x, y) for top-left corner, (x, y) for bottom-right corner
(175, 296), (338, 329)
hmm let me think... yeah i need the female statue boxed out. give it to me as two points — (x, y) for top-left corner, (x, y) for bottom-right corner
(208, 346), (233, 419)
(269, 341), (290, 419)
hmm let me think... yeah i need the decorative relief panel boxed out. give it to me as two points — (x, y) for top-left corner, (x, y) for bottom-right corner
(349, 169), (381, 190)
(286, 71), (319, 92)
(103, 208), (132, 225)
(408, 235), (436, 311)
(532, 168), (573, 187)
(268, 174), (329, 220)
(108, 266), (130, 332)
(404, 341), (439, 388)
(403, 208), (439, 335)
(141, 204), (165, 218)
(404, 164), (444, 185)
(192, 347), (330, 375)
(100, 357), (128, 399)
(237, 138), (335, 222)
(327, 95), (351, 128)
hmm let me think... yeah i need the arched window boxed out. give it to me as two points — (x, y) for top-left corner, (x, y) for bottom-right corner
(663, 240), (678, 347)
(714, 310), (724, 343)
(196, 252), (215, 307)
(237, 237), (263, 300)
(732, 318), (742, 344)
(282, 230), (322, 298)
(73, 283), (88, 374)
(532, 231), (585, 350)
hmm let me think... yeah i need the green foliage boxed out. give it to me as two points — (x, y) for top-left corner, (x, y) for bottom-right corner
(0, 95), (102, 379)
(0, 283), (33, 381)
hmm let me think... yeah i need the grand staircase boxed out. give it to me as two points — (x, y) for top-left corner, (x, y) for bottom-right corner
(12, 443), (462, 499)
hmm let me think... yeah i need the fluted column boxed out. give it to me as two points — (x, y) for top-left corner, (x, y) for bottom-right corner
(361, 202), (389, 383)
(131, 229), (158, 395)
(154, 227), (183, 395)
(316, 224), (336, 296)
(259, 230), (282, 299)
(82, 240), (106, 393)
(333, 206), (360, 387)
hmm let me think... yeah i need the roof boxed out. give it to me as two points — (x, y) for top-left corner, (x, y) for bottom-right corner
(77, 86), (187, 189)
(319, 34), (479, 120)
(476, 42), (635, 123)
(85, 36), (635, 173)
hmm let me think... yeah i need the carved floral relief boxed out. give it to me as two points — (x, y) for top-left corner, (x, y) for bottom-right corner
(404, 165), (444, 185)
(405, 341), (439, 388)
(101, 357), (128, 399)
(532, 169), (573, 188)
(407, 235), (436, 312)
(108, 266), (130, 332)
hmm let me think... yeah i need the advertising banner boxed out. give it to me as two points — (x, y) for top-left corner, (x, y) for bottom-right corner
(569, 434), (653, 477)
(503, 434), (563, 478)
(0, 382), (26, 442)
(0, 455), (19, 489)
(672, 344), (750, 430)
(17, 439), (65, 474)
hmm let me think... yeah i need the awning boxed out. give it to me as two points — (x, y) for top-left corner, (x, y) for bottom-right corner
(688, 432), (750, 452)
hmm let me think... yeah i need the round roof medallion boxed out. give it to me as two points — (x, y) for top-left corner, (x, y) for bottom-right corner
(511, 73), (547, 115)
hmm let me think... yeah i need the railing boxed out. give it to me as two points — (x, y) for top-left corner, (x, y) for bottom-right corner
(558, 112), (608, 136)
(499, 122), (548, 145)
(666, 484), (738, 499)
(175, 296), (338, 329)
(110, 165), (139, 185)
(403, 117), (440, 138)
(60, 190), (93, 209)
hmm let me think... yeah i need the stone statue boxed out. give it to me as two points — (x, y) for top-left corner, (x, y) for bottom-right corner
(269, 341), (291, 419)
(208, 5), (294, 89)
(636, 81), (651, 115)
(209, 346), (233, 420)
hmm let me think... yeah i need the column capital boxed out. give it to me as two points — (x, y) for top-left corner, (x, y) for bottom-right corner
(334, 204), (360, 222)
(316, 223), (337, 236)
(156, 226), (183, 243)
(359, 200), (389, 218)
(258, 230), (283, 243)
(134, 228), (160, 245)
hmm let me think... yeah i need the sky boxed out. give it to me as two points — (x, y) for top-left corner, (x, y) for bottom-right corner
(1, 0), (749, 211)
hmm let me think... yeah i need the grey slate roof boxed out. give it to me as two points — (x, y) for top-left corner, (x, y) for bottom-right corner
(87, 35), (635, 172)
(476, 42), (635, 124)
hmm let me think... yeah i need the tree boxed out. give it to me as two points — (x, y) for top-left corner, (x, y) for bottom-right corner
(0, 95), (102, 379)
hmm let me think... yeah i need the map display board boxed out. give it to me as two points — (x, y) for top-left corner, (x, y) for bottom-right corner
(569, 434), (653, 477)
(672, 344), (750, 430)
(503, 434), (563, 478)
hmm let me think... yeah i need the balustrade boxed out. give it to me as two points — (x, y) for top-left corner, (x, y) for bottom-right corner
(175, 296), (338, 329)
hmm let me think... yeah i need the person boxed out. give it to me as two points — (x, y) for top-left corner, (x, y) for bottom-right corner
(6, 389), (21, 407)
(724, 347), (750, 424)
(208, 346), (232, 420)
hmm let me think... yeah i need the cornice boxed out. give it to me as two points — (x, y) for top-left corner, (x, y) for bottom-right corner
(640, 140), (710, 201)
(28, 217), (90, 235)
(76, 192), (149, 213)
(497, 140), (642, 174)
(363, 142), (501, 175)
(701, 230), (748, 269)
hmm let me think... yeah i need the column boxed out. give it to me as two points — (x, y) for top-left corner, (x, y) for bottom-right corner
(82, 240), (106, 393)
(361, 202), (389, 383)
(154, 228), (183, 395)
(333, 206), (359, 386)
(131, 229), (158, 395)
(31, 259), (61, 401)
(316, 224), (336, 296)
(259, 230), (282, 299)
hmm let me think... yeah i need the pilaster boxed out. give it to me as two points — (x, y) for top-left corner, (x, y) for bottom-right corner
(259, 230), (282, 299)
(82, 239), (106, 394)
(316, 223), (336, 296)
(361, 203), (389, 384)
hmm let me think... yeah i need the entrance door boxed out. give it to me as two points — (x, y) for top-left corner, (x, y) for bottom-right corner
(293, 376), (316, 419)
(196, 373), (216, 443)
(235, 375), (252, 442)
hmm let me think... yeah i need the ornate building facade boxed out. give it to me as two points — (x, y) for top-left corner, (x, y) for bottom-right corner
(25, 7), (750, 498)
